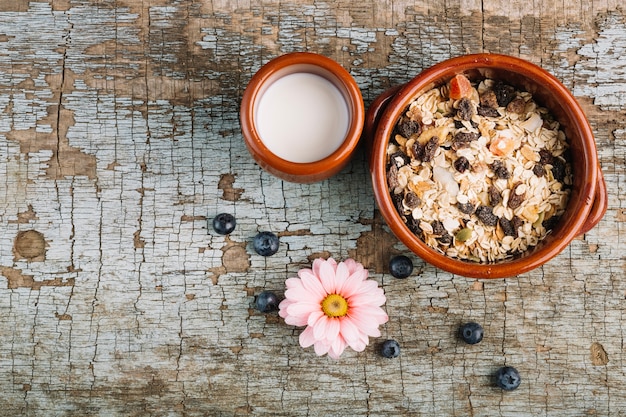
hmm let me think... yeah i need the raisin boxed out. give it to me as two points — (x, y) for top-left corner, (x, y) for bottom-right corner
(396, 117), (421, 139)
(550, 157), (567, 182)
(532, 163), (546, 177)
(422, 136), (439, 162)
(511, 216), (523, 232)
(407, 216), (422, 235)
(538, 149), (554, 165)
(454, 156), (470, 173)
(457, 202), (475, 215)
(506, 97), (526, 114)
(431, 220), (446, 236)
(391, 192), (404, 213)
(488, 185), (502, 206)
(494, 82), (516, 107)
(455, 119), (478, 129)
(456, 97), (473, 121)
(411, 140), (424, 161)
(390, 151), (410, 169)
(438, 233), (453, 246)
(477, 106), (500, 117)
(542, 216), (560, 231)
(499, 217), (517, 237)
(508, 184), (525, 210)
(452, 131), (479, 149)
(387, 164), (399, 190)
(476, 205), (498, 227)
(403, 191), (421, 210)
(490, 160), (511, 179)
(480, 90), (499, 108)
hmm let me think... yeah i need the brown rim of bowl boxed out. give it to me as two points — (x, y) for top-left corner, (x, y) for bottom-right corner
(371, 53), (599, 278)
(240, 52), (365, 182)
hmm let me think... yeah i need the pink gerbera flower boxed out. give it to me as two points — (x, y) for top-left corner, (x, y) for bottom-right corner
(279, 257), (388, 359)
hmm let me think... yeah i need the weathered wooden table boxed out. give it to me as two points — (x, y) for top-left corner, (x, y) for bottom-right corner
(0, 1), (624, 415)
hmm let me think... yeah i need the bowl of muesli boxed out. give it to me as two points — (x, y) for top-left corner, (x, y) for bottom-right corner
(366, 53), (607, 278)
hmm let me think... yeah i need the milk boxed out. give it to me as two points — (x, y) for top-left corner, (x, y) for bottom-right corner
(255, 72), (350, 163)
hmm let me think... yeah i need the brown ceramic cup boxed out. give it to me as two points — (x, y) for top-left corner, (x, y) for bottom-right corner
(365, 53), (608, 279)
(240, 52), (365, 183)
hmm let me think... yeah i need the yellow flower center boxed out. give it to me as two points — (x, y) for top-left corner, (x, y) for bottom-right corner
(321, 294), (348, 318)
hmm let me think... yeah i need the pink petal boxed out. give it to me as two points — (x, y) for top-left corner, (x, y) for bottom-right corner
(346, 290), (386, 308)
(340, 269), (370, 298)
(285, 277), (304, 290)
(313, 257), (336, 277)
(347, 308), (386, 336)
(299, 326), (316, 348)
(348, 338), (367, 352)
(314, 340), (330, 356)
(328, 335), (347, 359)
(307, 309), (324, 327)
(318, 260), (337, 294)
(285, 285), (323, 304)
(278, 299), (292, 318)
(333, 261), (350, 294)
(286, 301), (320, 317)
(299, 269), (327, 300)
(324, 318), (341, 342)
(339, 317), (361, 344)
(284, 313), (309, 327)
(351, 305), (389, 325)
(342, 258), (360, 275)
(313, 315), (331, 341)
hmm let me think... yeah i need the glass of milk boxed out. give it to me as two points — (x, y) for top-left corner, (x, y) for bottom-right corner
(240, 52), (365, 183)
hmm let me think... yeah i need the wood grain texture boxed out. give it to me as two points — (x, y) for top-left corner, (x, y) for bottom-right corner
(0, 1), (624, 416)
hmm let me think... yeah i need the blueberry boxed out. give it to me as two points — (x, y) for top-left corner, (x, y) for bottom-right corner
(459, 322), (484, 345)
(495, 366), (521, 391)
(255, 291), (279, 313)
(389, 255), (413, 278)
(212, 213), (236, 235)
(253, 231), (279, 256)
(380, 339), (401, 358)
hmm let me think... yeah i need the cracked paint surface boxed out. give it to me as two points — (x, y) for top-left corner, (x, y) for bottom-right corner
(0, 1), (624, 415)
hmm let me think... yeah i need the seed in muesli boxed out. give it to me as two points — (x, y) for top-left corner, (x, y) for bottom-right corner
(386, 74), (572, 263)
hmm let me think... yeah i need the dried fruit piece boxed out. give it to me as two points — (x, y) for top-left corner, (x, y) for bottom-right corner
(532, 163), (546, 177)
(396, 117), (422, 139)
(550, 157), (567, 182)
(390, 151), (411, 169)
(499, 217), (517, 237)
(476, 205), (498, 227)
(489, 133), (516, 156)
(449, 74), (473, 100)
(477, 106), (500, 117)
(506, 96), (526, 114)
(490, 160), (511, 179)
(539, 149), (554, 165)
(480, 89), (499, 108)
(453, 131), (479, 150)
(454, 156), (470, 173)
(494, 82), (516, 107)
(457, 202), (475, 215)
(403, 191), (421, 210)
(508, 183), (525, 210)
(456, 97), (473, 120)
(488, 185), (502, 206)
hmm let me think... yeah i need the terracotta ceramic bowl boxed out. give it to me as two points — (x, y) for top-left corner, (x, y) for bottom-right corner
(366, 53), (607, 278)
(240, 52), (364, 183)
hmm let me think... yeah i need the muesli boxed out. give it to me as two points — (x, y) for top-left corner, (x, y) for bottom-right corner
(386, 74), (572, 263)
